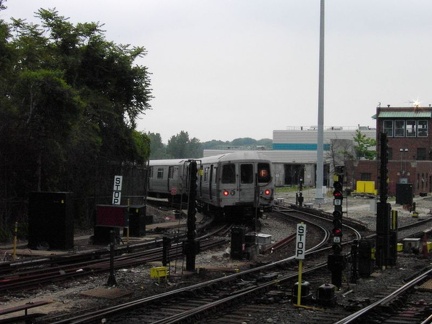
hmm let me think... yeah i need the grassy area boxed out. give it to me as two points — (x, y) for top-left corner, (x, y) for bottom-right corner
(275, 186), (303, 194)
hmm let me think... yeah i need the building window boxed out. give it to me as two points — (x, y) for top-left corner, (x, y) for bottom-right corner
(383, 120), (393, 137)
(360, 173), (371, 181)
(417, 148), (427, 160)
(394, 120), (405, 137)
(406, 120), (416, 137)
(417, 120), (428, 137)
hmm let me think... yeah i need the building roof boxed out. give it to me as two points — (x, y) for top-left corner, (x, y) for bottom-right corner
(203, 149), (331, 164)
(272, 128), (375, 145)
(377, 111), (432, 118)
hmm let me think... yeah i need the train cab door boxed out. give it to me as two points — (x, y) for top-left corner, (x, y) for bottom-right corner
(209, 165), (214, 200)
(168, 166), (177, 194)
(239, 163), (255, 203)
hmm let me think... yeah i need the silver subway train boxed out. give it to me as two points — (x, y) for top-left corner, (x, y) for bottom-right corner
(148, 152), (274, 220)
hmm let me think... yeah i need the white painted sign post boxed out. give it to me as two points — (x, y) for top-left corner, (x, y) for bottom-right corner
(112, 175), (123, 205)
(295, 223), (307, 306)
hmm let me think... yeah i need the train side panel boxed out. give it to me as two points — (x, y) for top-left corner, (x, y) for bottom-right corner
(148, 159), (189, 199)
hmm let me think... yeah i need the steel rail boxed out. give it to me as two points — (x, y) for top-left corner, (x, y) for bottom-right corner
(49, 217), (331, 323)
(334, 266), (432, 324)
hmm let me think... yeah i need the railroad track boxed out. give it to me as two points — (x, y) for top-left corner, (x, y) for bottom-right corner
(335, 266), (432, 323)
(3, 207), (431, 323)
(0, 222), (231, 292)
(41, 214), (339, 323)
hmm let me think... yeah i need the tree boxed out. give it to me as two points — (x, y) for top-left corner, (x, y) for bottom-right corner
(166, 131), (202, 158)
(131, 130), (151, 164)
(231, 137), (256, 147)
(148, 132), (169, 159)
(0, 7), (153, 232)
(353, 130), (376, 160)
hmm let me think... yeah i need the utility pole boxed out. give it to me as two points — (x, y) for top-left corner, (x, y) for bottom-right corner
(316, 0), (325, 203)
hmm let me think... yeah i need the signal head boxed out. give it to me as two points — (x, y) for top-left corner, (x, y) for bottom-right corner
(333, 210), (342, 220)
(333, 218), (342, 230)
(333, 181), (342, 191)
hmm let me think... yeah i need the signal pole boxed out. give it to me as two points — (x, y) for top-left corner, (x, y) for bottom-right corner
(185, 160), (200, 272)
(376, 133), (393, 268)
(327, 168), (346, 288)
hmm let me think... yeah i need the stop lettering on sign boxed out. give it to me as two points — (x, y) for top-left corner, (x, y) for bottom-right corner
(295, 223), (307, 260)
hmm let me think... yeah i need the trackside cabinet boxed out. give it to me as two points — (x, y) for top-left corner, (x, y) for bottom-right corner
(28, 192), (74, 250)
(358, 239), (375, 277)
(126, 205), (146, 237)
(396, 183), (413, 205)
(94, 205), (128, 244)
(231, 226), (246, 260)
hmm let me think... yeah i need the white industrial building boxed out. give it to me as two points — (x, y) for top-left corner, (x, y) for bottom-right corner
(203, 126), (375, 188)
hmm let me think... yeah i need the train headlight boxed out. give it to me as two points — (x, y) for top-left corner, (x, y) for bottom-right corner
(222, 189), (236, 196)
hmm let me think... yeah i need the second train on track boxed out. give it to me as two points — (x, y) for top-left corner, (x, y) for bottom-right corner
(148, 151), (274, 220)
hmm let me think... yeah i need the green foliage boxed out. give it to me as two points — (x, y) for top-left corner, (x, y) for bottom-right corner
(353, 130), (376, 160)
(0, 8), (152, 228)
(0, 0), (6, 11)
(131, 130), (150, 164)
(150, 133), (272, 160)
(166, 131), (202, 158)
(148, 132), (170, 159)
(231, 137), (256, 146)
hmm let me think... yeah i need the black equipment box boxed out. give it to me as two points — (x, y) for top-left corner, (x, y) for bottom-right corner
(231, 226), (246, 260)
(124, 205), (146, 237)
(93, 226), (120, 245)
(28, 192), (74, 250)
(396, 183), (413, 205)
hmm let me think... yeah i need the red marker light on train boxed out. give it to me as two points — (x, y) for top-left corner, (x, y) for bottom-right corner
(264, 189), (271, 196)
(223, 190), (229, 197)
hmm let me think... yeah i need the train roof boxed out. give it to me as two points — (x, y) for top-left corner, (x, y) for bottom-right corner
(148, 159), (190, 166)
(149, 152), (271, 167)
(200, 151), (271, 163)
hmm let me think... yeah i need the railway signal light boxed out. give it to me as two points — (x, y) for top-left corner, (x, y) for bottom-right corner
(333, 181), (343, 206)
(329, 175), (345, 286)
(332, 180), (343, 254)
(332, 218), (343, 239)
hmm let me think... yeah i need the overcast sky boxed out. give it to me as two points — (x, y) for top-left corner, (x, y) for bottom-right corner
(3, 1), (432, 143)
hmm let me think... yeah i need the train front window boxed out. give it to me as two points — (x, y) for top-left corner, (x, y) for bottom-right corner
(222, 163), (236, 184)
(241, 164), (253, 184)
(258, 163), (271, 183)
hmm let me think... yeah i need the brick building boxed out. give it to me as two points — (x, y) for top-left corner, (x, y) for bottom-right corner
(353, 105), (432, 196)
